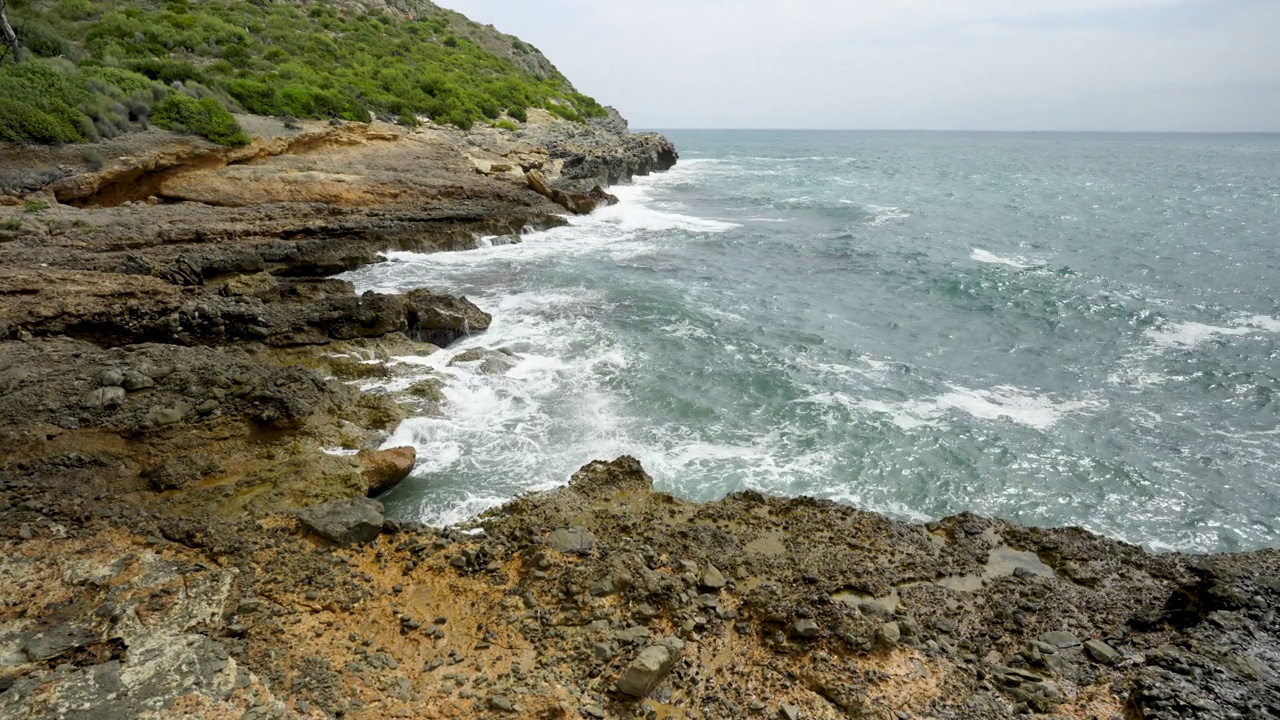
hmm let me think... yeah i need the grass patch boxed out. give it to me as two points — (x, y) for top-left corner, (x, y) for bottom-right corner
(22, 199), (49, 212)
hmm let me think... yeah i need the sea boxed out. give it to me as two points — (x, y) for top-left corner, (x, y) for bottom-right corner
(342, 130), (1280, 554)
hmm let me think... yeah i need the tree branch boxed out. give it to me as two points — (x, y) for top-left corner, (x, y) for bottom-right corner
(0, 0), (21, 64)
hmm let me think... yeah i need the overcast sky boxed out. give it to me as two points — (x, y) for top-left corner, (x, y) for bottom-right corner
(438, 0), (1280, 131)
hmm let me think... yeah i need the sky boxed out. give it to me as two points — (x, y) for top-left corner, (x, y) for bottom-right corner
(437, 0), (1280, 131)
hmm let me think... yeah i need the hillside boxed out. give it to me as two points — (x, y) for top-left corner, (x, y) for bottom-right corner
(0, 0), (607, 144)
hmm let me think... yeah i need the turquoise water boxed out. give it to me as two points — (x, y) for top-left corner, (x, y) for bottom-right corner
(344, 131), (1280, 553)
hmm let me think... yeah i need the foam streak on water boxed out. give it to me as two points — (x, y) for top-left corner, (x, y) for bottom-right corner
(343, 131), (1280, 553)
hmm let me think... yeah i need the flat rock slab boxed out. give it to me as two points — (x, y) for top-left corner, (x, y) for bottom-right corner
(297, 497), (385, 546)
(1038, 631), (1081, 651)
(547, 527), (595, 555)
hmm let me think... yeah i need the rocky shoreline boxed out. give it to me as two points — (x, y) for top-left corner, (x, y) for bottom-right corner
(0, 114), (1276, 720)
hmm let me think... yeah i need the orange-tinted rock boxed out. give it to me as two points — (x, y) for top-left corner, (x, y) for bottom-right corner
(359, 446), (417, 496)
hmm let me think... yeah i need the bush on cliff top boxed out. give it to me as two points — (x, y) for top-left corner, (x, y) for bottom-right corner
(151, 93), (250, 146)
(3, 0), (608, 142)
(0, 59), (249, 145)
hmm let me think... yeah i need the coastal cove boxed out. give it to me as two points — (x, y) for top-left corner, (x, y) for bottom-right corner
(356, 130), (1280, 555)
(1, 116), (1278, 720)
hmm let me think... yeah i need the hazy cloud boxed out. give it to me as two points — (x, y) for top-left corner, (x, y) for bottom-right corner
(439, 0), (1280, 131)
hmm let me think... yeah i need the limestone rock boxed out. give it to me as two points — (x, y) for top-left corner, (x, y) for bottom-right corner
(404, 290), (492, 348)
(1038, 631), (1081, 651)
(222, 272), (279, 298)
(448, 347), (516, 375)
(701, 564), (727, 590)
(546, 527), (595, 555)
(1084, 639), (1120, 665)
(359, 446), (417, 496)
(615, 637), (684, 697)
(83, 386), (125, 408)
(297, 497), (385, 546)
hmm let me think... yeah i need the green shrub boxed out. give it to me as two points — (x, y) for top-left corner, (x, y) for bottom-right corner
(0, 97), (79, 143)
(15, 20), (70, 58)
(124, 58), (207, 84)
(79, 66), (158, 97)
(0, 0), (608, 142)
(2, 218), (21, 231)
(23, 200), (50, 213)
(493, 118), (517, 131)
(151, 94), (250, 146)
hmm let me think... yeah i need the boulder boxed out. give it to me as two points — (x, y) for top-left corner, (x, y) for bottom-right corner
(1084, 639), (1120, 665)
(298, 497), (385, 546)
(403, 290), (491, 347)
(358, 446), (417, 496)
(615, 637), (684, 697)
(526, 169), (552, 197)
(447, 347), (516, 375)
(526, 169), (614, 215)
(547, 527), (595, 555)
(701, 564), (727, 590)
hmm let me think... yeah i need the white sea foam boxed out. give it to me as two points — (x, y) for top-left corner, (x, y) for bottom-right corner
(815, 384), (1098, 431)
(866, 205), (910, 226)
(1145, 314), (1280, 349)
(970, 248), (1044, 269)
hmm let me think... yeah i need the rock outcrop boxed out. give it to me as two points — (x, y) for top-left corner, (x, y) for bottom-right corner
(297, 497), (386, 546)
(2, 455), (1276, 720)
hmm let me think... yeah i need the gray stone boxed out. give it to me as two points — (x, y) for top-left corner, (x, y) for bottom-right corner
(701, 564), (727, 590)
(100, 369), (124, 387)
(21, 625), (98, 661)
(546, 527), (595, 555)
(876, 621), (901, 648)
(792, 618), (820, 638)
(779, 705), (802, 720)
(122, 370), (155, 391)
(616, 637), (684, 697)
(297, 498), (385, 546)
(1083, 639), (1120, 665)
(1038, 631), (1081, 651)
(592, 642), (616, 662)
(488, 695), (515, 712)
(83, 386), (125, 408)
(615, 625), (650, 645)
